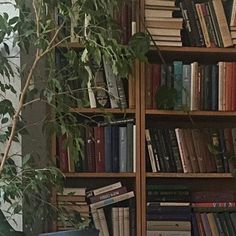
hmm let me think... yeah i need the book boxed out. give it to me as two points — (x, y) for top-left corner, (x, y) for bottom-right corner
(89, 186), (127, 204)
(86, 182), (122, 197)
(206, 212), (220, 236)
(210, 0), (233, 47)
(123, 207), (130, 236)
(94, 126), (105, 172)
(147, 231), (191, 236)
(147, 220), (191, 231)
(103, 56), (120, 108)
(90, 191), (135, 209)
(118, 207), (124, 236)
(97, 208), (109, 236)
(145, 129), (158, 172)
(91, 210), (103, 235)
(145, 19), (183, 29)
(112, 208), (119, 236)
(145, 9), (174, 18)
(119, 126), (127, 172)
(147, 27), (181, 36)
(145, 0), (176, 7)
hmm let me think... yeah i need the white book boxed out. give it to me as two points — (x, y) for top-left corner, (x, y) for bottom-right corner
(97, 208), (109, 236)
(89, 182), (122, 197)
(145, 0), (175, 7)
(145, 129), (158, 172)
(147, 27), (181, 36)
(230, 0), (236, 26)
(90, 191), (135, 209)
(145, 9), (173, 18)
(118, 208), (124, 236)
(147, 230), (191, 236)
(190, 61), (199, 111)
(112, 208), (119, 236)
(86, 65), (97, 108)
(91, 210), (104, 236)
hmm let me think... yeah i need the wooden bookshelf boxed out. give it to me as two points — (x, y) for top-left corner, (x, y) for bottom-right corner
(64, 172), (136, 178)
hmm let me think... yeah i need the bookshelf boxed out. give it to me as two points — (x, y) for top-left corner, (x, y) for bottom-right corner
(53, 0), (236, 235)
(140, 0), (236, 235)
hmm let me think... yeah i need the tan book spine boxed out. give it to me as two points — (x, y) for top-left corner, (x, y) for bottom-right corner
(123, 207), (130, 236)
(212, 0), (233, 47)
(118, 208), (124, 236)
(91, 210), (104, 236)
(112, 208), (119, 236)
(97, 208), (109, 236)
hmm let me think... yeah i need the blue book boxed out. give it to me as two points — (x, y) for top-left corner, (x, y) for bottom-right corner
(119, 126), (127, 172)
(173, 61), (183, 110)
(104, 125), (112, 172)
(111, 125), (119, 172)
(211, 64), (219, 111)
(182, 64), (191, 109)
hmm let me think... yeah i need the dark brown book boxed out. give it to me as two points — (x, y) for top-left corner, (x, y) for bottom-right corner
(183, 129), (200, 173)
(145, 63), (153, 109)
(152, 64), (161, 109)
(57, 134), (69, 173)
(94, 126), (105, 172)
(191, 129), (206, 173)
(85, 126), (96, 172)
(89, 186), (127, 203)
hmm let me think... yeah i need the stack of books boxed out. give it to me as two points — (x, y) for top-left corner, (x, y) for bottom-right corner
(56, 187), (90, 230)
(146, 185), (191, 236)
(145, 0), (183, 47)
(87, 182), (135, 236)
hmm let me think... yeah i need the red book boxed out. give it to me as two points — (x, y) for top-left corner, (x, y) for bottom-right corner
(94, 126), (105, 172)
(192, 202), (236, 207)
(225, 62), (233, 111)
(232, 62), (236, 110)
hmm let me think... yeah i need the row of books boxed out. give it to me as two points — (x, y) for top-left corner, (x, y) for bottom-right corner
(57, 118), (136, 173)
(147, 211), (236, 236)
(57, 119), (136, 173)
(144, 0), (183, 47)
(146, 61), (236, 111)
(145, 127), (236, 173)
(145, 0), (235, 48)
(146, 185), (236, 235)
(88, 182), (135, 236)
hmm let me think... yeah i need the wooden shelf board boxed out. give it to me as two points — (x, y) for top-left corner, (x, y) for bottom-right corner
(151, 46), (236, 54)
(64, 172), (136, 178)
(147, 46), (236, 62)
(70, 107), (136, 114)
(146, 173), (234, 178)
(145, 110), (236, 117)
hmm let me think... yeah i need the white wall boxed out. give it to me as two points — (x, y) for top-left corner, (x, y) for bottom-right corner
(0, 0), (22, 231)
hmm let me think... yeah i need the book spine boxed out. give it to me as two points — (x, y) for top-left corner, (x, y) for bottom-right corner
(97, 208), (109, 236)
(94, 126), (105, 172)
(87, 182), (122, 197)
(91, 210), (104, 236)
(119, 126), (127, 172)
(89, 186), (127, 204)
(104, 125), (112, 172)
(90, 191), (135, 209)
(112, 208), (119, 236)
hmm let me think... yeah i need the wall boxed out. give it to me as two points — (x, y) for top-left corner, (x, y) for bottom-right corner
(0, 0), (22, 231)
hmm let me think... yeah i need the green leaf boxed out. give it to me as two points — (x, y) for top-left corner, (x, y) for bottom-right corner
(1, 117), (9, 124)
(8, 16), (19, 25)
(3, 43), (10, 55)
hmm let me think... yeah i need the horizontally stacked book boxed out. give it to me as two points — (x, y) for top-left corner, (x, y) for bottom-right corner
(147, 185), (192, 236)
(145, 127), (236, 173)
(145, 0), (183, 47)
(145, 0), (235, 47)
(87, 182), (135, 236)
(145, 61), (236, 111)
(56, 188), (89, 230)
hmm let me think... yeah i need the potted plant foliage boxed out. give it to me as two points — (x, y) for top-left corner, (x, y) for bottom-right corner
(0, 0), (149, 235)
